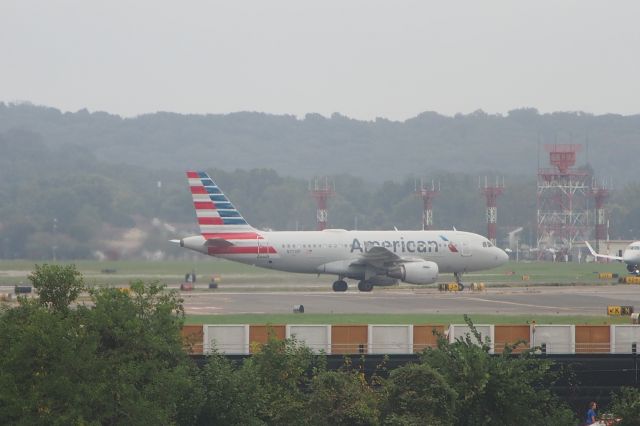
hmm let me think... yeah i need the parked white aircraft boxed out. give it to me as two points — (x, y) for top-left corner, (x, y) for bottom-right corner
(585, 241), (640, 275)
(175, 171), (509, 292)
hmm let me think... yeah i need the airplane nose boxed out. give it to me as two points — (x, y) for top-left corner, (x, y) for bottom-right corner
(496, 248), (509, 265)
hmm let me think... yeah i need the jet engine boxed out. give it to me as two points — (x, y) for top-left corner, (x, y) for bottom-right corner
(387, 260), (439, 284)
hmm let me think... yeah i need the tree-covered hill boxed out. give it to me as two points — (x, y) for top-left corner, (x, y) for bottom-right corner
(1, 103), (639, 259)
(1, 102), (638, 183)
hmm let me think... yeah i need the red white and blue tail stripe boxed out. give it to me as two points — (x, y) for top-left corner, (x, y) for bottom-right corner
(187, 171), (254, 235)
(186, 171), (276, 256)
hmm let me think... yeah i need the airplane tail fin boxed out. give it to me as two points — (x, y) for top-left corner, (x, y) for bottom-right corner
(186, 171), (256, 238)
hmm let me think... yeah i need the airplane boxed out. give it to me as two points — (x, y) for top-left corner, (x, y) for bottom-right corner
(585, 241), (640, 275)
(174, 171), (509, 292)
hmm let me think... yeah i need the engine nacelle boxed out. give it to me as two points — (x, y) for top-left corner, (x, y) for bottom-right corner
(387, 260), (439, 284)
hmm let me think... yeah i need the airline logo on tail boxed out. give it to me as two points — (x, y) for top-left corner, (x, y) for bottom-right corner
(187, 171), (249, 229)
(186, 171), (276, 255)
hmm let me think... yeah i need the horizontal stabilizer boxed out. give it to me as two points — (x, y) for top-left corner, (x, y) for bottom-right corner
(204, 238), (234, 248)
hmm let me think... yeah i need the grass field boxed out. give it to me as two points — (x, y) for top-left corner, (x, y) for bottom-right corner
(0, 259), (282, 286)
(183, 313), (630, 325)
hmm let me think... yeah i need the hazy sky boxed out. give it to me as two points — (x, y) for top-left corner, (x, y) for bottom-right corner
(1, 1), (639, 120)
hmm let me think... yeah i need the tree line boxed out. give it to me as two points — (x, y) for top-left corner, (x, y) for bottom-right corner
(1, 118), (639, 260)
(3, 265), (640, 424)
(0, 265), (584, 424)
(1, 102), (639, 184)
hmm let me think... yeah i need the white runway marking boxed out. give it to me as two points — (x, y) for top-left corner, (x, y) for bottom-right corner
(461, 296), (594, 312)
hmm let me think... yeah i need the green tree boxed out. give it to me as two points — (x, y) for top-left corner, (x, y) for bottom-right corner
(307, 369), (380, 426)
(0, 275), (202, 425)
(418, 316), (575, 425)
(197, 353), (263, 426)
(381, 363), (457, 426)
(610, 387), (640, 426)
(239, 337), (319, 426)
(0, 301), (98, 424)
(28, 263), (84, 312)
(84, 280), (200, 425)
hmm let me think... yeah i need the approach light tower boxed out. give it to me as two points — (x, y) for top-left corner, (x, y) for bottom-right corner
(537, 144), (591, 252)
(415, 179), (440, 230)
(590, 180), (611, 252)
(310, 177), (335, 231)
(479, 177), (505, 246)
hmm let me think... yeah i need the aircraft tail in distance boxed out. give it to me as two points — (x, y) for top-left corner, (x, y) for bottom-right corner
(584, 241), (623, 261)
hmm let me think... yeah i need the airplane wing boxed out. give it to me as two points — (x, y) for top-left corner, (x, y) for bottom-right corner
(584, 241), (623, 261)
(351, 246), (420, 268)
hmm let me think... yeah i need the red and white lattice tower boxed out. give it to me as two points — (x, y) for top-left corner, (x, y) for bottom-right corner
(415, 179), (440, 230)
(590, 181), (610, 253)
(310, 177), (335, 231)
(537, 144), (591, 252)
(480, 177), (505, 246)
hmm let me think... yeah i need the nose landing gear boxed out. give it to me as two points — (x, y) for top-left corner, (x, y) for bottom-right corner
(454, 272), (465, 291)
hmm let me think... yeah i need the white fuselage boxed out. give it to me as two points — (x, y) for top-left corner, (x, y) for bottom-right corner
(622, 243), (640, 271)
(181, 229), (508, 280)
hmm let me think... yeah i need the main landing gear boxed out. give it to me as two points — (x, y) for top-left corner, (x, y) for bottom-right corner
(332, 280), (348, 292)
(357, 280), (374, 292)
(332, 279), (374, 292)
(454, 272), (465, 291)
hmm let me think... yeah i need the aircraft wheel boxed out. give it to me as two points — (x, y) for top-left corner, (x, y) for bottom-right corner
(332, 280), (348, 292)
(454, 272), (465, 291)
(358, 280), (374, 292)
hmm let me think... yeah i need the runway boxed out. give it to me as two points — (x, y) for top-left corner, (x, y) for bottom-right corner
(179, 285), (640, 316)
(4, 281), (638, 317)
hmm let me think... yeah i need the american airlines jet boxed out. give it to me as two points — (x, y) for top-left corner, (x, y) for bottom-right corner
(585, 241), (640, 275)
(175, 171), (509, 292)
